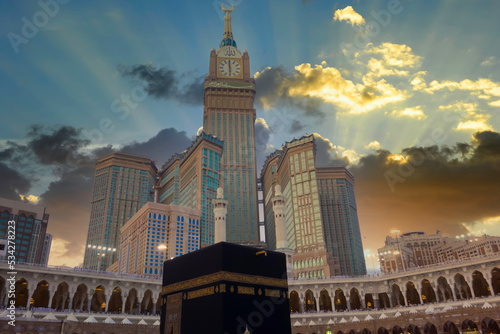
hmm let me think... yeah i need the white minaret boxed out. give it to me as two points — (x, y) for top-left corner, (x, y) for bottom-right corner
(214, 187), (228, 243)
(271, 184), (294, 275)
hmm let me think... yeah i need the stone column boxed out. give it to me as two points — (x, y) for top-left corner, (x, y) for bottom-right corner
(415, 284), (423, 304)
(153, 293), (158, 315)
(122, 293), (127, 314)
(48, 286), (57, 309)
(67, 290), (75, 311)
(345, 294), (351, 310)
(105, 294), (111, 312)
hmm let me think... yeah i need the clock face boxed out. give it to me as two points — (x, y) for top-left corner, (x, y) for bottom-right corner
(218, 59), (241, 77)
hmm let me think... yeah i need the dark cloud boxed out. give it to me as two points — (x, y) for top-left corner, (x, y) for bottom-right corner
(291, 119), (305, 132)
(348, 131), (500, 252)
(27, 125), (90, 165)
(120, 128), (192, 166)
(118, 64), (204, 105)
(0, 163), (31, 200)
(254, 65), (326, 119)
(313, 134), (349, 167)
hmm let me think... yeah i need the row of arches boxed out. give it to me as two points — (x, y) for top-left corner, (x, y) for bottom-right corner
(290, 270), (499, 313)
(0, 277), (160, 315)
(296, 319), (500, 334)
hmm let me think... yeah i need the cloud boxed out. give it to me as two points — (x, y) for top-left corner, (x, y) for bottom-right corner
(364, 43), (421, 68)
(489, 100), (500, 107)
(391, 106), (427, 120)
(118, 63), (204, 105)
(480, 56), (500, 67)
(291, 119), (305, 132)
(438, 101), (493, 132)
(365, 141), (381, 150)
(333, 6), (365, 26)
(421, 78), (500, 99)
(350, 130), (500, 252)
(313, 133), (354, 166)
(0, 162), (31, 200)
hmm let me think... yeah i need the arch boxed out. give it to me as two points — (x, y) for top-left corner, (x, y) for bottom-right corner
(125, 288), (138, 314)
(349, 330), (358, 334)
(378, 328), (389, 334)
(423, 323), (437, 334)
(334, 288), (347, 311)
(51, 281), (69, 310)
(349, 288), (361, 310)
(461, 319), (478, 332)
(378, 292), (390, 309)
(15, 278), (29, 308)
(392, 326), (404, 334)
(31, 280), (50, 308)
(141, 289), (154, 314)
(361, 329), (372, 334)
(108, 286), (123, 313)
(364, 293), (374, 309)
(319, 289), (332, 311)
(289, 290), (301, 313)
(406, 282), (421, 305)
(443, 321), (460, 334)
(337, 331), (344, 334)
(391, 284), (405, 307)
(437, 276), (454, 302)
(491, 267), (500, 295)
(407, 324), (421, 334)
(481, 317), (500, 334)
(72, 283), (88, 311)
(454, 273), (472, 300)
(90, 285), (106, 312)
(472, 270), (491, 297)
(421, 279), (437, 304)
(304, 289), (317, 312)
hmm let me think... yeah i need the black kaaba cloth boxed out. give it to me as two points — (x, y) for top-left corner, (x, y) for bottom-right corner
(160, 242), (292, 334)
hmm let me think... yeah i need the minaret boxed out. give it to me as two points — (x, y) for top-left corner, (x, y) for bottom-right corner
(214, 187), (228, 243)
(271, 184), (294, 275)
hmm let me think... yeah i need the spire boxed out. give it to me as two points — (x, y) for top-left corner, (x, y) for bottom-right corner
(220, 4), (237, 48)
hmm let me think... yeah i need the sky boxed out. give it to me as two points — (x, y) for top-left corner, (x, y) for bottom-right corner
(1, 0), (500, 272)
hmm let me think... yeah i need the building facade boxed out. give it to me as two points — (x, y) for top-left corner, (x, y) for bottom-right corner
(316, 167), (366, 276)
(261, 135), (366, 278)
(158, 132), (223, 248)
(378, 231), (500, 274)
(116, 202), (201, 277)
(202, 6), (259, 244)
(83, 153), (157, 271)
(0, 197), (51, 265)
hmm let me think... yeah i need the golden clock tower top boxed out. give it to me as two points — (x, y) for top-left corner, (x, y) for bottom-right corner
(220, 4), (237, 49)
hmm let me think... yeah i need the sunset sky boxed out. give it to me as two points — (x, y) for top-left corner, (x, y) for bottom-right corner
(1, 0), (500, 271)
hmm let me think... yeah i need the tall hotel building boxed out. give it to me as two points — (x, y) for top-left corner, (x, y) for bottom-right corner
(83, 153), (157, 271)
(158, 132), (223, 248)
(261, 135), (366, 278)
(117, 202), (201, 277)
(0, 197), (51, 265)
(202, 6), (259, 243)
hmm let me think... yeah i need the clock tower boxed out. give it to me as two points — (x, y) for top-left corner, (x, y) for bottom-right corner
(203, 4), (259, 244)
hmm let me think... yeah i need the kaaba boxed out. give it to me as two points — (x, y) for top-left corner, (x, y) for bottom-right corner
(160, 242), (292, 334)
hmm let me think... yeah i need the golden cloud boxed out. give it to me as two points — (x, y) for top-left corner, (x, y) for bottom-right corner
(439, 101), (493, 132)
(365, 140), (381, 150)
(285, 63), (408, 114)
(333, 6), (365, 26)
(423, 78), (500, 98)
(19, 194), (39, 204)
(489, 100), (500, 107)
(364, 43), (422, 68)
(391, 106), (427, 120)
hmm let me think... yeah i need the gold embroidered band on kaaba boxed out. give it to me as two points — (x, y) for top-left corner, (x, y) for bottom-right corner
(161, 271), (287, 296)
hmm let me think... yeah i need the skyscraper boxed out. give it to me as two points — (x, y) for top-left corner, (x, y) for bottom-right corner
(83, 152), (157, 270)
(0, 197), (51, 265)
(202, 5), (259, 243)
(261, 135), (367, 278)
(158, 132), (223, 248)
(317, 167), (366, 276)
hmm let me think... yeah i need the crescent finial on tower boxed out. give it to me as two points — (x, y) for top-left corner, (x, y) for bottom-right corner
(220, 3), (237, 48)
(221, 3), (234, 14)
